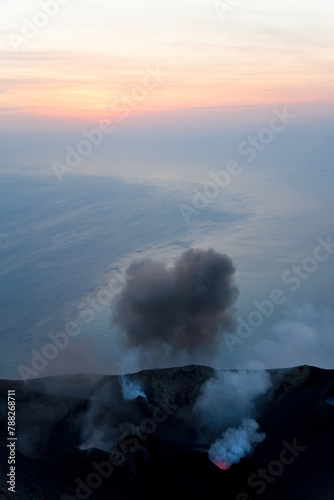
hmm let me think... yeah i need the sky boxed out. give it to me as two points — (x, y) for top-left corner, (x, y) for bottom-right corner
(1, 0), (334, 120)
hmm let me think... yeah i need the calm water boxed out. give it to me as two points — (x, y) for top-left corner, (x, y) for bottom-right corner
(0, 172), (247, 377)
(0, 144), (333, 377)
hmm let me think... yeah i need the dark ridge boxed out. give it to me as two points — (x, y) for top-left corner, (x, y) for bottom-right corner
(0, 365), (333, 499)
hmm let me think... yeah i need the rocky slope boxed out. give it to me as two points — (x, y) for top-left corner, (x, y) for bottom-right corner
(0, 365), (333, 500)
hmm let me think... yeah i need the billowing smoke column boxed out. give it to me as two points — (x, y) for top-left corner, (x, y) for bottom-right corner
(111, 247), (268, 468)
(112, 248), (239, 364)
(208, 418), (265, 470)
(192, 370), (272, 469)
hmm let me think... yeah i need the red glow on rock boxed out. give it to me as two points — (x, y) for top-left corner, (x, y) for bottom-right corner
(214, 460), (230, 471)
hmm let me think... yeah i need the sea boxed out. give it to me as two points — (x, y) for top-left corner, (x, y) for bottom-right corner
(1, 104), (333, 378)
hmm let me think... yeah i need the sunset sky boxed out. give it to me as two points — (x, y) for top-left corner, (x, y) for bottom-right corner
(1, 0), (334, 120)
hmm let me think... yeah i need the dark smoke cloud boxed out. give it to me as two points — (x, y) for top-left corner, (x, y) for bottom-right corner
(111, 248), (239, 364)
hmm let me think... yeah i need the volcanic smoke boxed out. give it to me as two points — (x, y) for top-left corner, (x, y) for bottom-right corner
(120, 375), (147, 401)
(111, 248), (239, 365)
(192, 370), (272, 469)
(111, 248), (269, 469)
(208, 419), (266, 470)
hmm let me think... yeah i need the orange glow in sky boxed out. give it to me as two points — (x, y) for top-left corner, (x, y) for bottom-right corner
(1, 1), (333, 119)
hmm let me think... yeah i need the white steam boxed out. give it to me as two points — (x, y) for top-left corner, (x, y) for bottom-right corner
(79, 381), (116, 452)
(254, 303), (334, 369)
(209, 418), (265, 469)
(79, 428), (113, 453)
(120, 375), (147, 401)
(193, 369), (272, 431)
(192, 370), (272, 468)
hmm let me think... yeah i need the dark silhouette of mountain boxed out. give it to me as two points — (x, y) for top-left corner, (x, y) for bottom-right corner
(0, 365), (334, 499)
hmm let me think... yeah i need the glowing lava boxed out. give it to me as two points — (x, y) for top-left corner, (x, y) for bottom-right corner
(213, 460), (230, 471)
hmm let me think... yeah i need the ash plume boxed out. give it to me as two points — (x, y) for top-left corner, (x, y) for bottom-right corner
(111, 248), (239, 365)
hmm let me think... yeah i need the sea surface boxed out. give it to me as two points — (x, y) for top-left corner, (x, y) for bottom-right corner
(1, 108), (333, 377)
